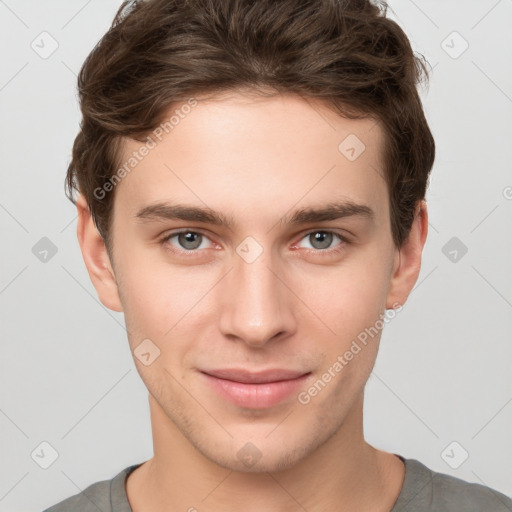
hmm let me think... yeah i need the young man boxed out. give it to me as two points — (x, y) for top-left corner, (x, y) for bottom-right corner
(44, 0), (511, 510)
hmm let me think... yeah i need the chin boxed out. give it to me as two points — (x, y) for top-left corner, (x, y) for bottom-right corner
(212, 444), (311, 474)
(189, 425), (325, 475)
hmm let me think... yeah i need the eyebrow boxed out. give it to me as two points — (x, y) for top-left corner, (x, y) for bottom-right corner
(134, 200), (375, 228)
(281, 201), (374, 225)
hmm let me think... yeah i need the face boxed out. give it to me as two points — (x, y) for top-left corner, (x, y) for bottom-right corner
(78, 92), (426, 473)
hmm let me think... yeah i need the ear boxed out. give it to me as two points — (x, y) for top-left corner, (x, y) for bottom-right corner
(76, 194), (123, 312)
(386, 200), (428, 309)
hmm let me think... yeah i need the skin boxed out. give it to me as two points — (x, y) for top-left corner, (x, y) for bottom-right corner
(77, 91), (428, 512)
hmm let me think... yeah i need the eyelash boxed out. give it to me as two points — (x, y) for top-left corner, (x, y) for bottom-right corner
(158, 229), (349, 257)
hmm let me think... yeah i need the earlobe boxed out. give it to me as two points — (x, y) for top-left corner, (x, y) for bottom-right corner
(76, 194), (123, 312)
(385, 200), (428, 309)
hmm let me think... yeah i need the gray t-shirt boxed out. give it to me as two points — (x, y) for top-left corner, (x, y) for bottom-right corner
(43, 455), (512, 511)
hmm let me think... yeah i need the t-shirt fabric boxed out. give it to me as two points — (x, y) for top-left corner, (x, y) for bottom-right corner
(43, 455), (512, 511)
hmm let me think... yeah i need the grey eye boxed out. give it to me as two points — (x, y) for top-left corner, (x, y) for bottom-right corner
(308, 231), (334, 250)
(178, 231), (203, 250)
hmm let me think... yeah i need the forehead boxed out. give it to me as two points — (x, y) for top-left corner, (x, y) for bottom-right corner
(113, 92), (388, 227)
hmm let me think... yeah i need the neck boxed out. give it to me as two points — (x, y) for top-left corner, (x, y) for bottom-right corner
(126, 393), (404, 512)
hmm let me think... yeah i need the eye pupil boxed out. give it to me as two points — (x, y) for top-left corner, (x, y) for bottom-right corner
(310, 231), (333, 250)
(178, 232), (202, 250)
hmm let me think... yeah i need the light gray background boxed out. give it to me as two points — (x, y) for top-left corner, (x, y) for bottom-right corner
(1, 1), (511, 510)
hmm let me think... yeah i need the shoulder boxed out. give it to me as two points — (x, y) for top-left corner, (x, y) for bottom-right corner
(42, 478), (112, 512)
(42, 464), (138, 512)
(393, 457), (512, 512)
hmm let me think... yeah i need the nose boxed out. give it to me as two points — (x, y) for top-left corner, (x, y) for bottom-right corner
(218, 246), (297, 347)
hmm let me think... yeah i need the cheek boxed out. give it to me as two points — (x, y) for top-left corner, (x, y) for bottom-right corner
(299, 258), (391, 337)
(116, 262), (209, 388)
(115, 250), (219, 343)
(299, 267), (389, 407)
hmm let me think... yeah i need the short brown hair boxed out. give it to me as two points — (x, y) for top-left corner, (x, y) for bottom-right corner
(66, 0), (435, 250)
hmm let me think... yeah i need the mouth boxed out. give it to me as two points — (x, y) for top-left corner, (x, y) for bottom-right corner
(200, 368), (312, 409)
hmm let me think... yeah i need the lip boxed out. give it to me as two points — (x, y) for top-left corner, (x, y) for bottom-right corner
(200, 368), (311, 409)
